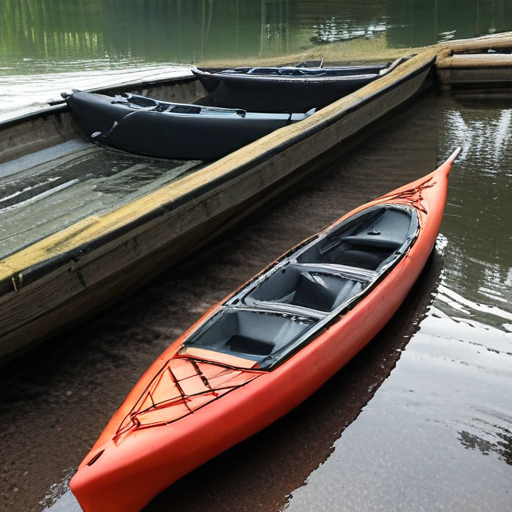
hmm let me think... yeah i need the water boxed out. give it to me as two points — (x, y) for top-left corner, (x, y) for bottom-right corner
(0, 141), (202, 258)
(1, 1), (512, 511)
(0, 93), (508, 512)
(1, 0), (512, 119)
(2, 0), (512, 66)
(282, 97), (512, 511)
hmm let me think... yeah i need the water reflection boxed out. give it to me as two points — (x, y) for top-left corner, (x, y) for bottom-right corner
(283, 97), (512, 512)
(0, 145), (202, 258)
(284, 309), (512, 511)
(459, 425), (512, 466)
(438, 100), (512, 332)
(310, 16), (387, 45)
(1, 0), (512, 70)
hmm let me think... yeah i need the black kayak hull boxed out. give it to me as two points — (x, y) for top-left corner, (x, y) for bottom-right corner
(192, 63), (393, 112)
(64, 91), (312, 160)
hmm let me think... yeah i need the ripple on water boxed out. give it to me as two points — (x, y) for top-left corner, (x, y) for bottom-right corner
(283, 97), (512, 512)
(24, 91), (512, 512)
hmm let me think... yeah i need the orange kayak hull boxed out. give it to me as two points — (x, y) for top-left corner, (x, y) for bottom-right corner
(70, 150), (459, 512)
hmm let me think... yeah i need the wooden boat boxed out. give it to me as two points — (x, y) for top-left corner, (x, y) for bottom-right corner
(0, 49), (436, 362)
(69, 148), (460, 512)
(192, 57), (409, 112)
(63, 90), (314, 160)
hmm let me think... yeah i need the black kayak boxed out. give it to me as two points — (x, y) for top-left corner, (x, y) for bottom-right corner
(63, 90), (314, 160)
(192, 57), (409, 112)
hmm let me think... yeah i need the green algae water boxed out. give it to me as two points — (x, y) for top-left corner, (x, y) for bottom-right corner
(1, 0), (512, 66)
(2, 0), (512, 120)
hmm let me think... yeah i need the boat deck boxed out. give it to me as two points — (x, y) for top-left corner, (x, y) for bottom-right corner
(0, 141), (202, 260)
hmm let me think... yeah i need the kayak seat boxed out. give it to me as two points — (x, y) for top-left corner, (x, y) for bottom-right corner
(343, 236), (402, 250)
(331, 246), (392, 271)
(311, 242), (393, 271)
(331, 280), (365, 309)
(292, 272), (364, 311)
(185, 309), (313, 360)
(243, 266), (366, 313)
(226, 334), (274, 356)
(297, 206), (416, 271)
(292, 272), (338, 311)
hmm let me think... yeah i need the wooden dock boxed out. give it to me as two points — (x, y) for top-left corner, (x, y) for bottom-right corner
(1, 32), (511, 361)
(436, 32), (512, 93)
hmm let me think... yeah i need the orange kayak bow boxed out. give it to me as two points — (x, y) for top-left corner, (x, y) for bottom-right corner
(70, 148), (461, 512)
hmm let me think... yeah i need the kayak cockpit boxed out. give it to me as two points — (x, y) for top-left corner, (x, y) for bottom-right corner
(297, 204), (415, 270)
(182, 204), (419, 369)
(183, 309), (315, 358)
(243, 263), (372, 314)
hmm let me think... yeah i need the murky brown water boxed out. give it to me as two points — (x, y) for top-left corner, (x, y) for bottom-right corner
(0, 89), (512, 512)
(282, 97), (512, 512)
(0, 91), (511, 512)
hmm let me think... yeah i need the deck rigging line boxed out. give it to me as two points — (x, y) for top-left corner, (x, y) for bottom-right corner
(114, 356), (263, 439)
(380, 177), (436, 214)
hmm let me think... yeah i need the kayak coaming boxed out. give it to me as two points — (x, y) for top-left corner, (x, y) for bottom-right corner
(69, 150), (459, 512)
(0, 49), (437, 361)
(190, 203), (422, 369)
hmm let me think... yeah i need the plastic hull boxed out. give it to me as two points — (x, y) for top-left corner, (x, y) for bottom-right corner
(70, 149), (459, 512)
(64, 91), (310, 160)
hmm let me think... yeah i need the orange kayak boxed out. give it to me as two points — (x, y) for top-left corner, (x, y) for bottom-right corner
(70, 149), (460, 512)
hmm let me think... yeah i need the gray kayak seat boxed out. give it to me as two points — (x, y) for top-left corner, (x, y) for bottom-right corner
(187, 309), (314, 358)
(297, 205), (413, 270)
(183, 204), (420, 363)
(244, 265), (367, 313)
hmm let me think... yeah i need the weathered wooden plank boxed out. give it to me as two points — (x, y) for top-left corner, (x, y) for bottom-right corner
(435, 32), (512, 89)
(0, 49), (436, 359)
(437, 54), (512, 68)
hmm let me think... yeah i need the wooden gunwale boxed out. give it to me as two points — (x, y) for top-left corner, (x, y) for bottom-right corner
(0, 49), (437, 360)
(437, 54), (512, 68)
(7, 27), (512, 360)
